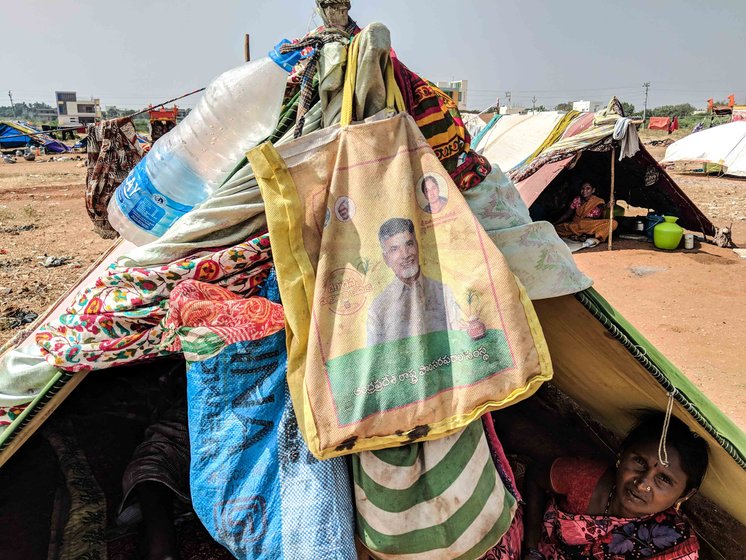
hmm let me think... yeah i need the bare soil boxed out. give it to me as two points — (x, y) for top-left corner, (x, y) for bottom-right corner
(0, 156), (114, 343)
(0, 145), (744, 431)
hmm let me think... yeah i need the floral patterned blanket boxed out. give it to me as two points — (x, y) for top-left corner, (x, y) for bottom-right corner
(35, 234), (273, 372)
(540, 499), (699, 560)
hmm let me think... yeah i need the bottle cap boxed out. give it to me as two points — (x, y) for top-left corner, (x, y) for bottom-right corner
(268, 39), (303, 73)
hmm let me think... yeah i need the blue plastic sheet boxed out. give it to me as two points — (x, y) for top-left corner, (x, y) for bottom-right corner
(187, 279), (356, 559)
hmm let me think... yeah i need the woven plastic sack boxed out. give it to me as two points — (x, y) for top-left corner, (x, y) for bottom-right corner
(180, 276), (356, 559)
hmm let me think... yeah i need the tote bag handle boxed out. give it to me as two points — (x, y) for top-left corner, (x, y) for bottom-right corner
(340, 33), (405, 127)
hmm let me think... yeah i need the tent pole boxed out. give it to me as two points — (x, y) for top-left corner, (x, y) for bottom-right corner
(608, 146), (616, 251)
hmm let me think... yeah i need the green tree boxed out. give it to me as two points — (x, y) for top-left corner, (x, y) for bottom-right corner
(620, 101), (636, 116)
(555, 102), (573, 112)
(103, 105), (127, 119)
(650, 103), (696, 117)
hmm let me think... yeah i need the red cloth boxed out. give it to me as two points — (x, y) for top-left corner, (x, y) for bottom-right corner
(549, 457), (608, 513)
(648, 116), (671, 130)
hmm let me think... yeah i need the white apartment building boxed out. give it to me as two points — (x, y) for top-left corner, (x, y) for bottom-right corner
(55, 91), (101, 126)
(436, 80), (468, 111)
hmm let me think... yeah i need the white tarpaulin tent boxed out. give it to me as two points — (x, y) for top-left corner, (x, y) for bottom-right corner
(663, 121), (746, 177)
(461, 112), (489, 139)
(475, 111), (563, 173)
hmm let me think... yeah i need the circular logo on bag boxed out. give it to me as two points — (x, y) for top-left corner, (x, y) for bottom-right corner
(320, 267), (372, 316)
(334, 196), (356, 222)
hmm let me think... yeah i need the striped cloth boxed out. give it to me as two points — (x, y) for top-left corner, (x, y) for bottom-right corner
(353, 420), (518, 560)
(391, 54), (492, 192)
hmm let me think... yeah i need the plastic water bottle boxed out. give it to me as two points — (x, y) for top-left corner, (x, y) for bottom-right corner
(108, 39), (302, 245)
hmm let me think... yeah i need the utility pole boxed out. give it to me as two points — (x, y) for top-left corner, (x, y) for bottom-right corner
(8, 90), (17, 117)
(642, 82), (650, 123)
(531, 96), (537, 114)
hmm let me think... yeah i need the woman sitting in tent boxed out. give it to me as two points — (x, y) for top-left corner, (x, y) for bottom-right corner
(554, 181), (617, 243)
(521, 412), (708, 560)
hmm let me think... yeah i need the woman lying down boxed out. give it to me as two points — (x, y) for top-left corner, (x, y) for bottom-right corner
(521, 412), (709, 560)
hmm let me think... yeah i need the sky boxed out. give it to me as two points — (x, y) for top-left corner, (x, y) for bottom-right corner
(2, 0), (745, 113)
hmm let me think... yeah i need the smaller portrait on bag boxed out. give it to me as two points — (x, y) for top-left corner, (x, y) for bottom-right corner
(416, 173), (449, 215)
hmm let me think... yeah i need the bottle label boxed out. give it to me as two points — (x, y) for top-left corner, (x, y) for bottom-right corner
(115, 160), (194, 238)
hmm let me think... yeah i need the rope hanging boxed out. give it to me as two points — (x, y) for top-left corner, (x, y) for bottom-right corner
(658, 390), (676, 468)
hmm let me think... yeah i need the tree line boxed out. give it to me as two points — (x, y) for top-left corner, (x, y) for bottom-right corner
(552, 101), (734, 118)
(0, 102), (149, 122)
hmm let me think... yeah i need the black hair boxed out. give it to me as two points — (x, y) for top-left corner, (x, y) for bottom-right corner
(621, 411), (709, 491)
(420, 175), (439, 197)
(378, 218), (415, 245)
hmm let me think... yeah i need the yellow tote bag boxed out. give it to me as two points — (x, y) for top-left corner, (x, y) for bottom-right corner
(248, 43), (551, 460)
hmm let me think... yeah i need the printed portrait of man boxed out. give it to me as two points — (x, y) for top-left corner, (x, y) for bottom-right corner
(419, 174), (448, 215)
(367, 218), (462, 346)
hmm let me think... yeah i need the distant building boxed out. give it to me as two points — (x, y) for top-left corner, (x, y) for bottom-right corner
(436, 80), (468, 110)
(55, 91), (101, 126)
(572, 100), (603, 113)
(499, 105), (525, 115)
(34, 107), (58, 122)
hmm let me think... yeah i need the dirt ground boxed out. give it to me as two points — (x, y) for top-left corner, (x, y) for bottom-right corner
(0, 145), (744, 431)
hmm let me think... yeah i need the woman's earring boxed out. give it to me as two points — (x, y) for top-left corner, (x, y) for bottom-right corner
(615, 458), (621, 469)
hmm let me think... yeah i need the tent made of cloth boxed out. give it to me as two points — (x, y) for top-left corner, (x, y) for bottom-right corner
(648, 116), (672, 130)
(0, 32), (742, 560)
(474, 111), (565, 173)
(526, 147), (716, 237)
(0, 159), (743, 556)
(0, 238), (744, 558)
(476, 101), (716, 236)
(460, 111), (491, 139)
(0, 121), (70, 153)
(663, 120), (746, 178)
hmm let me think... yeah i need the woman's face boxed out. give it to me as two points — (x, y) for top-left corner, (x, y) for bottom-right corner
(580, 183), (595, 199)
(614, 439), (689, 518)
(424, 178), (440, 204)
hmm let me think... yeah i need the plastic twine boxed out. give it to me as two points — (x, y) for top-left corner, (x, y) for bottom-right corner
(658, 390), (677, 467)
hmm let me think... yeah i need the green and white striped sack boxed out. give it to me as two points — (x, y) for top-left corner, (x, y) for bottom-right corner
(352, 420), (517, 559)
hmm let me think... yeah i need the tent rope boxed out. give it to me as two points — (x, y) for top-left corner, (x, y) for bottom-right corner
(1, 88), (206, 142)
(658, 390), (676, 468)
